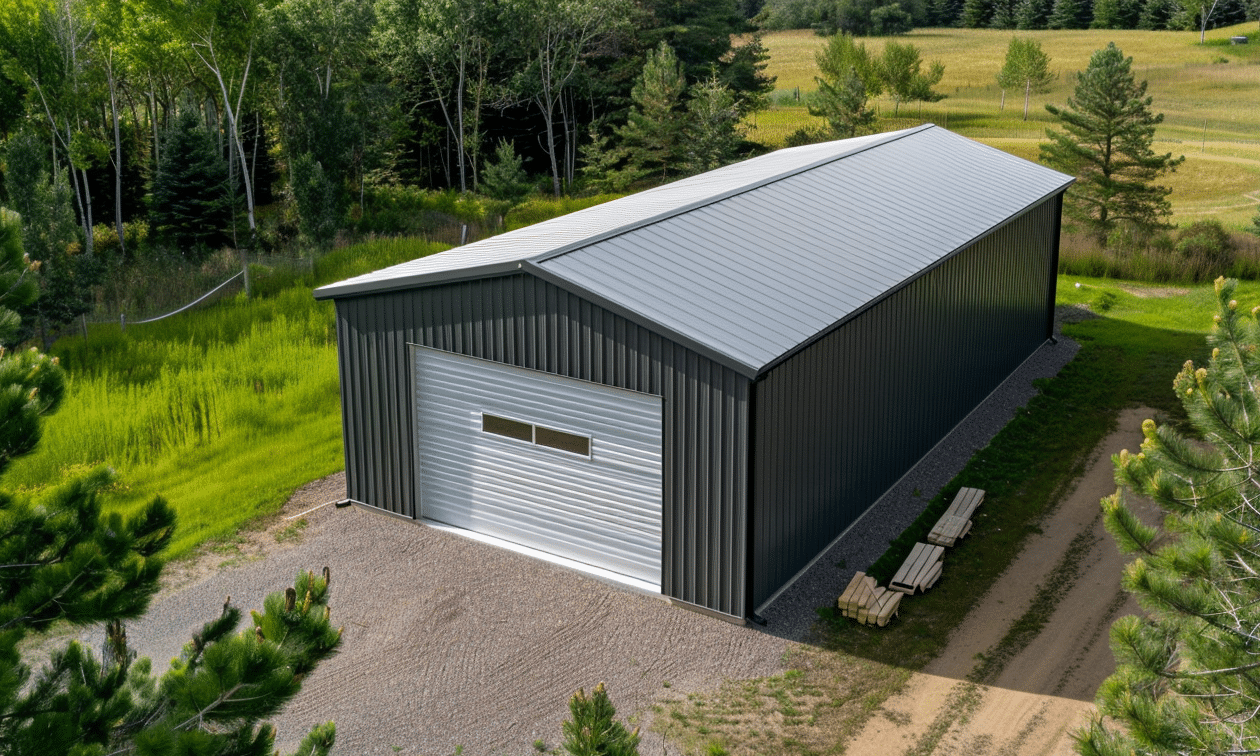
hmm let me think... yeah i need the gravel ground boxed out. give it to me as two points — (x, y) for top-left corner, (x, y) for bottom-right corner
(68, 315), (1083, 755)
(108, 478), (788, 756)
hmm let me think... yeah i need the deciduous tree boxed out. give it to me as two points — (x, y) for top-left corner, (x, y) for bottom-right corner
(995, 37), (1055, 120)
(1040, 43), (1182, 246)
(877, 40), (944, 115)
(1078, 277), (1260, 756)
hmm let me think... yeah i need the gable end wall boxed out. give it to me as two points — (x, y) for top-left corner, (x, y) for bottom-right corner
(334, 273), (750, 617)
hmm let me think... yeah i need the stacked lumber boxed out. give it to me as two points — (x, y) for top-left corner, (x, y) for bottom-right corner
(927, 487), (985, 547)
(837, 571), (902, 627)
(889, 542), (944, 594)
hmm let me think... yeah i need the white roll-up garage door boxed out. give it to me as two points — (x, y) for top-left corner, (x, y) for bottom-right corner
(414, 347), (664, 586)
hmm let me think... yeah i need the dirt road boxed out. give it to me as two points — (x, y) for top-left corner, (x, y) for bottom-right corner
(844, 407), (1162, 756)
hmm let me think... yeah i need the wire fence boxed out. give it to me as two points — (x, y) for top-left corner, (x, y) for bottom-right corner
(118, 270), (244, 331)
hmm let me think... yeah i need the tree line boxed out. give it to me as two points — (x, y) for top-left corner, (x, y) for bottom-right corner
(0, 0), (774, 257)
(756, 0), (1257, 37)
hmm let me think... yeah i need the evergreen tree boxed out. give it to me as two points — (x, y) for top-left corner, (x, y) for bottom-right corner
(578, 124), (634, 194)
(3, 133), (94, 348)
(995, 37), (1056, 120)
(683, 74), (745, 174)
(961, 0), (995, 26)
(1040, 43), (1183, 246)
(1014, 0), (1053, 28)
(1091, 0), (1141, 27)
(810, 66), (877, 139)
(1138, 0), (1179, 27)
(149, 109), (231, 258)
(720, 34), (777, 116)
(1078, 277), (1260, 756)
(990, 0), (1019, 27)
(0, 209), (37, 340)
(1047, 0), (1091, 27)
(928, 0), (964, 26)
(481, 139), (533, 204)
(617, 42), (687, 182)
(561, 683), (640, 756)
(290, 152), (340, 246)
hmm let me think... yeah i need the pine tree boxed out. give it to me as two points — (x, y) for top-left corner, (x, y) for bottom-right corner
(0, 225), (341, 754)
(1047, 0), (1090, 27)
(149, 108), (231, 258)
(1078, 277), (1260, 756)
(561, 683), (641, 756)
(684, 75), (745, 174)
(810, 66), (877, 139)
(990, 0), (1018, 27)
(617, 42), (688, 183)
(1040, 43), (1183, 246)
(961, 0), (995, 26)
(290, 152), (340, 246)
(481, 140), (533, 204)
(1014, 0), (1053, 28)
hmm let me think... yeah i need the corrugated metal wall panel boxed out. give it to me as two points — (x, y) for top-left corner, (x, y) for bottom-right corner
(333, 273), (749, 617)
(750, 198), (1060, 607)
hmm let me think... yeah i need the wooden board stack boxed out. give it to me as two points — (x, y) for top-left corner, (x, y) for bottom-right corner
(838, 571), (902, 627)
(889, 542), (945, 594)
(927, 487), (985, 547)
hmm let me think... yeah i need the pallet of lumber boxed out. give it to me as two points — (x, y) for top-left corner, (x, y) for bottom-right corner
(927, 487), (985, 547)
(838, 571), (902, 627)
(889, 542), (944, 594)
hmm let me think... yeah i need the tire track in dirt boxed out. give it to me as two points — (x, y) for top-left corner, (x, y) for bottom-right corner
(844, 408), (1163, 756)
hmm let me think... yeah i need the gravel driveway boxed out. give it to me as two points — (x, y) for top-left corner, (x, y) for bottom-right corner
(101, 327), (1080, 756)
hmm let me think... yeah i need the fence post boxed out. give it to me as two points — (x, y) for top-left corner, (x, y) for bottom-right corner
(240, 248), (251, 297)
(120, 312), (126, 333)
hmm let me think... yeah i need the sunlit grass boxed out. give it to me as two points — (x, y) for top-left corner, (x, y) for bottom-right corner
(749, 23), (1260, 228)
(5, 237), (447, 559)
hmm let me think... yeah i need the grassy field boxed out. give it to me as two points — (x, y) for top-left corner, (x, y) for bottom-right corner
(656, 278), (1234, 754)
(749, 23), (1260, 228)
(4, 238), (447, 558)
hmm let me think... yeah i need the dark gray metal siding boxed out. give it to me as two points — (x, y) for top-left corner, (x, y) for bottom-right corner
(334, 273), (750, 617)
(750, 197), (1061, 608)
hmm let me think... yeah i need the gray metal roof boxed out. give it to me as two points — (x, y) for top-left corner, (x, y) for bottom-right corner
(316, 124), (1073, 377)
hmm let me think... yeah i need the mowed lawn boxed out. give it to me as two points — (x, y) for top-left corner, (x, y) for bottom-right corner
(748, 23), (1260, 228)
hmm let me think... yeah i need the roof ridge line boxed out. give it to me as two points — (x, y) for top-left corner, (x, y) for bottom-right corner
(529, 123), (937, 266)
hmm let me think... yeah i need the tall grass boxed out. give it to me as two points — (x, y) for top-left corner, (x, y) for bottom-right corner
(6, 237), (446, 558)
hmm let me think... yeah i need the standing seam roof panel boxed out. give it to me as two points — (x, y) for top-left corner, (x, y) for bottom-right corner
(318, 126), (1073, 373)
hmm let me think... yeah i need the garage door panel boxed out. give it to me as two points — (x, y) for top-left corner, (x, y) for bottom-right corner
(415, 347), (664, 585)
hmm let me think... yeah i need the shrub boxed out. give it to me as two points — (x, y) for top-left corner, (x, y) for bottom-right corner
(1176, 219), (1235, 276)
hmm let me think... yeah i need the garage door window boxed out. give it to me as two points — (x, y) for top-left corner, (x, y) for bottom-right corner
(482, 413), (591, 458)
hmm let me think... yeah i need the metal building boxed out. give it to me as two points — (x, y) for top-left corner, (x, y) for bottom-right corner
(315, 124), (1073, 623)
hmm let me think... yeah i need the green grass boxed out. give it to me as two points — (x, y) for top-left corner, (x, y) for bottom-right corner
(4, 237), (447, 559)
(661, 277), (1222, 753)
(752, 24), (1260, 228)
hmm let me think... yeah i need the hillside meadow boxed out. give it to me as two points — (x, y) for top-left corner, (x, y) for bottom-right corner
(749, 23), (1260, 228)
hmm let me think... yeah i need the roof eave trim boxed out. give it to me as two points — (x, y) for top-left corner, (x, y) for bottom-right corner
(520, 261), (761, 379)
(529, 124), (938, 267)
(313, 260), (527, 300)
(753, 180), (1075, 379)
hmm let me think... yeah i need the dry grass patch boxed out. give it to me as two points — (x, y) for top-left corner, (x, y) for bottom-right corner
(653, 645), (912, 756)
